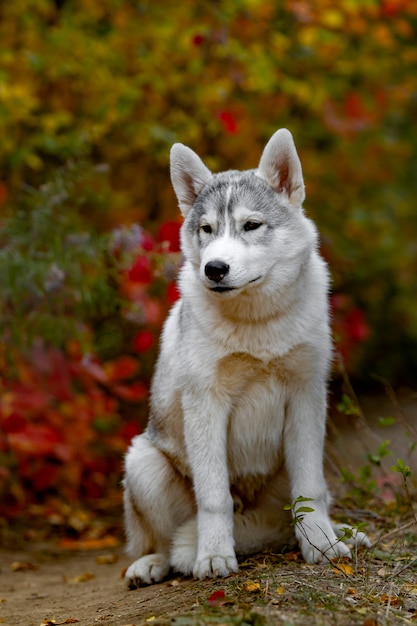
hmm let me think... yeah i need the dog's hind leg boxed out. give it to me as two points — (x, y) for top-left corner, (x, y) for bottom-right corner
(124, 434), (194, 587)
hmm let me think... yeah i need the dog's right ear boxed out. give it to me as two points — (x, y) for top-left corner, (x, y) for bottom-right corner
(170, 144), (213, 217)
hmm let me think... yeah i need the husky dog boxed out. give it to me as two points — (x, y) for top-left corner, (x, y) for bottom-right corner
(123, 129), (369, 587)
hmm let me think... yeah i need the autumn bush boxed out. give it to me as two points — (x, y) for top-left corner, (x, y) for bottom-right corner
(0, 0), (416, 520)
(0, 161), (181, 520)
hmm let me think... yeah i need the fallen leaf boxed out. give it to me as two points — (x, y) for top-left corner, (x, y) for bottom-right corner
(11, 561), (39, 572)
(207, 589), (225, 605)
(244, 580), (261, 592)
(58, 536), (118, 550)
(95, 553), (119, 565)
(363, 620), (379, 626)
(404, 583), (417, 595)
(207, 589), (234, 607)
(284, 551), (301, 561)
(67, 572), (95, 583)
(277, 586), (285, 595)
(333, 563), (353, 576)
(40, 620), (80, 625)
(380, 594), (401, 606)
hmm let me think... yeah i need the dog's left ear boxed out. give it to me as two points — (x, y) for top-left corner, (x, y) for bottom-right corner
(170, 144), (213, 217)
(257, 129), (305, 208)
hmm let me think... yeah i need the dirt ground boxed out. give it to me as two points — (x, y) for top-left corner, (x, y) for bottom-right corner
(0, 544), (212, 626)
(1, 390), (416, 626)
(2, 522), (417, 626)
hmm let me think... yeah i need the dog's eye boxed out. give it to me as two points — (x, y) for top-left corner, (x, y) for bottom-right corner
(243, 221), (262, 232)
(200, 224), (212, 234)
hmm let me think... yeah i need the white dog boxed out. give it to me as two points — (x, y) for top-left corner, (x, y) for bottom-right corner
(123, 129), (369, 587)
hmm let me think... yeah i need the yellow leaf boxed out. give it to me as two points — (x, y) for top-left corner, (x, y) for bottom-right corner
(95, 554), (119, 565)
(68, 572), (95, 583)
(59, 536), (119, 550)
(244, 580), (261, 592)
(277, 586), (285, 595)
(322, 10), (344, 28)
(333, 563), (353, 576)
(11, 561), (38, 571)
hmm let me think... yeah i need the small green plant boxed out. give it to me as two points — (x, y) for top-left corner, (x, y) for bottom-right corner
(337, 393), (361, 416)
(392, 459), (416, 524)
(284, 496), (315, 526)
(392, 458), (412, 479)
(367, 440), (392, 467)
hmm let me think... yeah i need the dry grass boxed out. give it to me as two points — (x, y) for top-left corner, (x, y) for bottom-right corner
(160, 507), (417, 626)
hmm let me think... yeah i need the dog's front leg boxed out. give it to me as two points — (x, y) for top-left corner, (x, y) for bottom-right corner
(285, 386), (352, 563)
(183, 390), (238, 579)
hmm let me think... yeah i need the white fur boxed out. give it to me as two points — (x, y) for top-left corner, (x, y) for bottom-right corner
(123, 129), (370, 587)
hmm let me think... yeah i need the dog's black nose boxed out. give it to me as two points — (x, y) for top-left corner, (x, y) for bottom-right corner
(205, 260), (230, 283)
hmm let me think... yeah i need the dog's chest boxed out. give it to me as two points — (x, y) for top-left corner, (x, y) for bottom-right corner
(216, 348), (311, 486)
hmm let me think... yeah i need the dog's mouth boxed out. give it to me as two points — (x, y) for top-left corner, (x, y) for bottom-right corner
(210, 286), (236, 293)
(209, 276), (262, 294)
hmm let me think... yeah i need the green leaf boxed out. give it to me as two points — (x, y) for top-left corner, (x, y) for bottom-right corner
(295, 506), (315, 514)
(392, 459), (412, 478)
(378, 416), (397, 427)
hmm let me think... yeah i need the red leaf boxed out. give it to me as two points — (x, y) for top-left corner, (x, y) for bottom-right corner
(207, 589), (227, 606)
(132, 330), (154, 353)
(112, 381), (148, 402)
(2, 413), (27, 434)
(345, 308), (370, 343)
(140, 232), (154, 251)
(218, 110), (239, 134)
(158, 221), (182, 252)
(192, 33), (205, 46)
(166, 282), (180, 304)
(120, 421), (141, 441)
(7, 387), (49, 415)
(0, 182), (7, 206)
(9, 424), (61, 456)
(105, 356), (139, 382)
(127, 256), (153, 284)
(30, 463), (60, 490)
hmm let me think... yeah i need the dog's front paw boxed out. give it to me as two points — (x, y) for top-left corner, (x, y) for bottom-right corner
(299, 534), (352, 564)
(296, 517), (352, 564)
(125, 554), (170, 588)
(193, 554), (238, 580)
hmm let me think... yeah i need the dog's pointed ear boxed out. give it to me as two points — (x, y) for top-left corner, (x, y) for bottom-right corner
(257, 129), (305, 208)
(170, 144), (213, 217)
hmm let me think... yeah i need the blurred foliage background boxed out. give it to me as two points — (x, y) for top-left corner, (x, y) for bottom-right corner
(0, 0), (416, 526)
